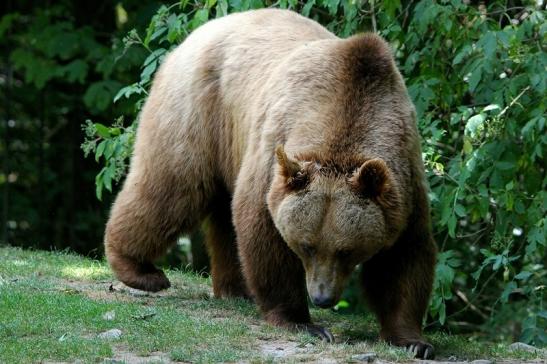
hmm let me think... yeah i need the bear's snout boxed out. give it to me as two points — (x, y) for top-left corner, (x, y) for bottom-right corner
(306, 268), (342, 309)
(311, 293), (336, 308)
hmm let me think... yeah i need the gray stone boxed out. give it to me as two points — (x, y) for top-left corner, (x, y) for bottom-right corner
(509, 341), (538, 352)
(470, 360), (493, 364)
(98, 328), (122, 340)
(102, 310), (116, 321)
(351, 353), (377, 362)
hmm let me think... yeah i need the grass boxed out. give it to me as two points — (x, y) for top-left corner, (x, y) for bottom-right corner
(0, 246), (545, 363)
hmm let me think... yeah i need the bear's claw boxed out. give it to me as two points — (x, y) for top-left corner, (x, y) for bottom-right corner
(406, 341), (434, 359)
(299, 323), (334, 343)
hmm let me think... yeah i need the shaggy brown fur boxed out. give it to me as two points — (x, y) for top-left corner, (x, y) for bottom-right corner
(104, 9), (437, 359)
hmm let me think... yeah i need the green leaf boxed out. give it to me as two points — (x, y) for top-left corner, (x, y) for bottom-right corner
(216, 0), (229, 17)
(62, 59), (89, 83)
(465, 114), (485, 139)
(454, 204), (466, 217)
(453, 44), (472, 65)
(326, 0), (340, 16)
(140, 60), (157, 84)
(103, 163), (115, 192)
(302, 0), (315, 17)
(528, 226), (546, 247)
(495, 161), (515, 171)
(95, 140), (106, 162)
(114, 84), (144, 103)
(384, 0), (401, 19)
(500, 281), (517, 303)
(514, 271), (532, 280)
(84, 81), (122, 111)
(334, 300), (349, 309)
(439, 302), (446, 325)
(191, 9), (209, 29)
(104, 141), (115, 160)
(483, 104), (500, 112)
(95, 169), (105, 201)
(468, 67), (482, 93)
(480, 32), (497, 58)
(95, 124), (110, 139)
(143, 49), (166, 67)
(447, 214), (457, 238)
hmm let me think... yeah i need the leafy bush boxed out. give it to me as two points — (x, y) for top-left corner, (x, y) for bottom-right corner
(82, 0), (546, 345)
(0, 2), (153, 252)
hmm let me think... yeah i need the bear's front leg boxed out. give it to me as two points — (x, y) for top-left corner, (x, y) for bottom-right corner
(361, 222), (437, 359)
(232, 174), (333, 342)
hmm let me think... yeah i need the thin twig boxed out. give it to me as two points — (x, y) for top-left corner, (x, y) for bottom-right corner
(499, 86), (531, 117)
(370, 0), (377, 33)
(489, 6), (526, 16)
(456, 227), (488, 239)
(426, 139), (457, 153)
(447, 269), (498, 320)
(456, 289), (489, 319)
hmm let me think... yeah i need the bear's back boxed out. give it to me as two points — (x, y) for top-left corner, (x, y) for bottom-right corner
(143, 10), (338, 188)
(157, 9), (336, 110)
(139, 9), (417, 201)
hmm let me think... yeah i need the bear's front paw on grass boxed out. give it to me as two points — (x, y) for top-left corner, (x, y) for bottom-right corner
(404, 340), (434, 360)
(297, 323), (334, 343)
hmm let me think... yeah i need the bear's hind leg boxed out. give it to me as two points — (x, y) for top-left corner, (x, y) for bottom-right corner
(204, 190), (249, 298)
(105, 168), (207, 292)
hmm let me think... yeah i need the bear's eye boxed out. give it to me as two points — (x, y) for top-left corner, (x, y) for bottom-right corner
(336, 249), (353, 260)
(301, 243), (316, 257)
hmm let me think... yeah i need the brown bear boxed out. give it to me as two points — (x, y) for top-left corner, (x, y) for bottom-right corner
(104, 8), (437, 359)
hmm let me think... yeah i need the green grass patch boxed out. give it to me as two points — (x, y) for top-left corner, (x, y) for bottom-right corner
(0, 245), (545, 363)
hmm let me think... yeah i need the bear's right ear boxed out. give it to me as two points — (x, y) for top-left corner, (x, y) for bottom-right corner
(350, 158), (392, 199)
(275, 145), (308, 189)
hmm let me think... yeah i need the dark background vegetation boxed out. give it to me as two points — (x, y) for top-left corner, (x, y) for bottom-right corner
(1, 0), (545, 347)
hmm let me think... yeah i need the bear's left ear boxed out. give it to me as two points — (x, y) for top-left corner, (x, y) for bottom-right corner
(275, 145), (308, 189)
(350, 158), (391, 198)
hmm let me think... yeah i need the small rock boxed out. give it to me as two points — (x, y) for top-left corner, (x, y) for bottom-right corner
(126, 287), (150, 296)
(509, 342), (538, 352)
(470, 360), (493, 364)
(447, 355), (458, 361)
(98, 329), (122, 340)
(102, 310), (116, 321)
(351, 353), (377, 362)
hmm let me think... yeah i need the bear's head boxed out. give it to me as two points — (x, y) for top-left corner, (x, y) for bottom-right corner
(267, 145), (404, 308)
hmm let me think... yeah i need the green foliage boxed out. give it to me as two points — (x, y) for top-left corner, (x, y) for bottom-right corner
(81, 0), (546, 345)
(82, 119), (136, 200)
(0, 2), (155, 252)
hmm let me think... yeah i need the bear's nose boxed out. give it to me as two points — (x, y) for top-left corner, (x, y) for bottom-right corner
(312, 294), (335, 308)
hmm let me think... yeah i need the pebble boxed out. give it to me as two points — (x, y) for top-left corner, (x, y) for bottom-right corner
(470, 360), (493, 364)
(102, 310), (116, 321)
(98, 328), (122, 340)
(509, 342), (538, 352)
(351, 353), (377, 362)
